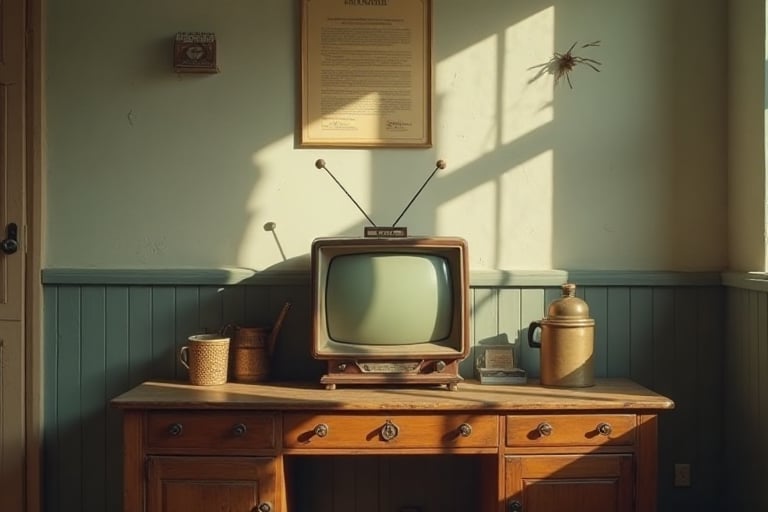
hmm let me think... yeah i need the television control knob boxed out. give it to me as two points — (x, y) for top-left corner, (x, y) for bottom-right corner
(434, 360), (447, 373)
(458, 423), (473, 437)
(380, 419), (399, 441)
(313, 423), (329, 438)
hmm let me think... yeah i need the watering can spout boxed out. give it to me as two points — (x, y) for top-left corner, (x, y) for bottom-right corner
(267, 302), (292, 356)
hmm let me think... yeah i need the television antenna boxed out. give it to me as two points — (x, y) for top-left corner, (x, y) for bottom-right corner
(314, 158), (446, 237)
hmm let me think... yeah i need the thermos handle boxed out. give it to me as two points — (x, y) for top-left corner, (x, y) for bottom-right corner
(528, 321), (542, 348)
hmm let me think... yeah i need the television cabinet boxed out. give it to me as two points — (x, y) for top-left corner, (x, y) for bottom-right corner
(112, 379), (674, 512)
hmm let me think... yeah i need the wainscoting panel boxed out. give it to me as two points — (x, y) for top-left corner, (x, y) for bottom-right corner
(42, 274), (725, 512)
(724, 286), (768, 511)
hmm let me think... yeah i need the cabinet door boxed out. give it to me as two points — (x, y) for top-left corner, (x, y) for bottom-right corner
(505, 454), (634, 512)
(147, 456), (277, 512)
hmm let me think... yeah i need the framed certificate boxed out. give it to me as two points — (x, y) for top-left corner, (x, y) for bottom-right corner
(299, 0), (432, 148)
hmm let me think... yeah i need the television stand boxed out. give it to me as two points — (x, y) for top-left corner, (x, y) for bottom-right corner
(113, 379), (673, 512)
(319, 358), (463, 390)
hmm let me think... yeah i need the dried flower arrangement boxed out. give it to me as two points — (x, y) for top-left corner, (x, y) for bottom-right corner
(530, 41), (602, 89)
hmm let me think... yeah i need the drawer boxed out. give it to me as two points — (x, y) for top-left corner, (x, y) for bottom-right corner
(505, 414), (636, 447)
(147, 411), (277, 453)
(284, 413), (498, 450)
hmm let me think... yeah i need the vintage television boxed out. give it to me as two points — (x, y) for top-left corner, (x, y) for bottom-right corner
(311, 236), (469, 390)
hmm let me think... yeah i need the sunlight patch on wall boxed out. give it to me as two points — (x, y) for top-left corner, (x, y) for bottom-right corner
(239, 140), (374, 269)
(437, 150), (553, 269)
(502, 7), (554, 145)
(437, 179), (498, 269)
(435, 35), (499, 171)
(498, 150), (553, 269)
(764, 2), (768, 272)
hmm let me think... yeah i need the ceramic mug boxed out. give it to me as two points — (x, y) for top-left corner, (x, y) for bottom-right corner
(179, 334), (230, 385)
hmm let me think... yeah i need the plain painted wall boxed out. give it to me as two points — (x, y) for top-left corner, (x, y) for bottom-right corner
(728, 0), (767, 272)
(46, 0), (728, 271)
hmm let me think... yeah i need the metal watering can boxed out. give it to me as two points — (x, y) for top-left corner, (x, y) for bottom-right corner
(223, 302), (292, 382)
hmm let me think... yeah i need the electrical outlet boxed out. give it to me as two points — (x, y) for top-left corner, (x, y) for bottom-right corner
(674, 463), (691, 487)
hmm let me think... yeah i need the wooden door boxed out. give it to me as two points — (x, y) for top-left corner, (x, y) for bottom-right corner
(147, 456), (278, 512)
(0, 0), (27, 510)
(505, 454), (634, 512)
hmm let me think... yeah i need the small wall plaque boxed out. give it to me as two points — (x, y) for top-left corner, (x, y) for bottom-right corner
(173, 32), (218, 73)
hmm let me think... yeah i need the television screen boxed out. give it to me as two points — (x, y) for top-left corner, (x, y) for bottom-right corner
(312, 236), (469, 360)
(325, 252), (453, 345)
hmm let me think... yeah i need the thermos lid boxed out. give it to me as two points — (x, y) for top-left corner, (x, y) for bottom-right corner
(543, 283), (594, 326)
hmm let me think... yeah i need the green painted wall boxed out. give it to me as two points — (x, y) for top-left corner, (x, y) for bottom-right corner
(45, 0), (728, 272)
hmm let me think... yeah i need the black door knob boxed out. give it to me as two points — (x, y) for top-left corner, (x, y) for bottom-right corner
(1, 223), (18, 254)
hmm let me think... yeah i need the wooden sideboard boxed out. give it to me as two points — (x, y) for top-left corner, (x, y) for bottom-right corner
(112, 379), (674, 512)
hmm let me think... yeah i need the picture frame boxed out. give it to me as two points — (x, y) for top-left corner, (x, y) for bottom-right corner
(299, 0), (433, 148)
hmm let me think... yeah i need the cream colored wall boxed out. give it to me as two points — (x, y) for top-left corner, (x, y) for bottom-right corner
(728, 0), (766, 272)
(45, 0), (728, 271)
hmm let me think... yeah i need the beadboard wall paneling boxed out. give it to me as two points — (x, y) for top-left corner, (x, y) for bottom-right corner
(42, 274), (725, 512)
(289, 455), (483, 512)
(724, 286), (768, 511)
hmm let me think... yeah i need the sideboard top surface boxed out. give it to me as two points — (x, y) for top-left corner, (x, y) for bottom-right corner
(111, 378), (674, 412)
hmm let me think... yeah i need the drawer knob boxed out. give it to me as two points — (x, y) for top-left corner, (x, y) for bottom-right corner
(536, 422), (553, 437)
(597, 422), (613, 436)
(168, 423), (183, 437)
(380, 419), (400, 441)
(458, 423), (473, 437)
(509, 499), (523, 511)
(233, 423), (247, 436)
(256, 501), (272, 512)
(313, 423), (329, 438)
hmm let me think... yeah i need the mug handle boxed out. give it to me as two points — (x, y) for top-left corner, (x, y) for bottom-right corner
(179, 345), (190, 369)
(527, 321), (542, 348)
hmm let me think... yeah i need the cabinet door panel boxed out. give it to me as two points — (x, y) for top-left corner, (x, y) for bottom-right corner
(525, 479), (622, 511)
(506, 454), (634, 512)
(147, 456), (276, 512)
